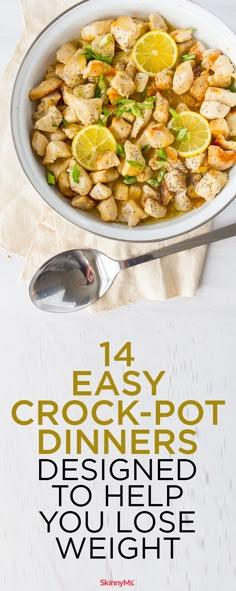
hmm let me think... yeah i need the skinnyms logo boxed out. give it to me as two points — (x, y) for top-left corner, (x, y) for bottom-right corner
(100, 581), (134, 587)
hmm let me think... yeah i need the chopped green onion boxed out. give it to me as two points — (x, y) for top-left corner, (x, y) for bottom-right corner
(175, 127), (188, 142)
(147, 179), (160, 188)
(228, 84), (236, 92)
(137, 101), (153, 111)
(116, 143), (125, 158)
(94, 86), (102, 98)
(52, 122), (58, 128)
(154, 160), (169, 168)
(100, 33), (113, 47)
(156, 148), (167, 160)
(98, 75), (106, 90)
(182, 53), (196, 61)
(98, 119), (105, 126)
(123, 175), (137, 185)
(47, 171), (56, 185)
(116, 98), (133, 104)
(130, 104), (142, 117)
(83, 45), (112, 64)
(127, 160), (145, 170)
(72, 164), (80, 183)
(145, 96), (156, 102)
(141, 144), (149, 152)
(62, 118), (68, 126)
(140, 89), (147, 101)
(188, 26), (197, 32)
(169, 107), (179, 119)
(157, 168), (166, 183)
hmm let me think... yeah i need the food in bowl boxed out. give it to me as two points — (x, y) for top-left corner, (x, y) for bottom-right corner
(29, 13), (236, 227)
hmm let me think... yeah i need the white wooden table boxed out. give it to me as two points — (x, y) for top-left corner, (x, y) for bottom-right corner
(0, 2), (235, 590)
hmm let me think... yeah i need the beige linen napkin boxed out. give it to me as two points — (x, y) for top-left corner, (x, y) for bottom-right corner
(0, 0), (210, 312)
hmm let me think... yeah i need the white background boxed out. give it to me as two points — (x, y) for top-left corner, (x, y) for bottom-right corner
(0, 1), (236, 590)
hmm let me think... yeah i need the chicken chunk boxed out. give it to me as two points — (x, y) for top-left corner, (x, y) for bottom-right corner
(208, 73), (232, 88)
(97, 196), (117, 221)
(91, 34), (115, 59)
(145, 124), (175, 148)
(173, 61), (194, 95)
(62, 51), (87, 87)
(215, 135), (236, 152)
(47, 158), (71, 181)
(81, 20), (113, 41)
(31, 131), (48, 157)
(109, 117), (132, 140)
(43, 141), (72, 165)
(68, 160), (93, 195)
(118, 200), (147, 227)
(58, 171), (76, 197)
(208, 145), (236, 170)
(63, 90), (103, 125)
(201, 49), (222, 70)
(128, 184), (142, 199)
(111, 70), (136, 98)
(190, 72), (209, 102)
(176, 102), (189, 113)
(171, 28), (192, 43)
(72, 195), (95, 210)
(136, 166), (153, 183)
(143, 197), (167, 218)
(29, 77), (62, 101)
(155, 69), (174, 90)
(165, 168), (186, 192)
(125, 59), (136, 80)
(111, 17), (140, 52)
(190, 41), (206, 60)
(62, 106), (78, 124)
(209, 118), (229, 138)
(135, 73), (149, 93)
(153, 92), (170, 124)
(131, 108), (153, 139)
(73, 83), (96, 99)
(56, 43), (77, 64)
(113, 182), (129, 201)
(205, 87), (236, 108)
(32, 91), (61, 120)
(226, 110), (236, 136)
(174, 191), (192, 211)
(95, 151), (120, 170)
(195, 169), (228, 200)
(63, 123), (82, 140)
(89, 183), (112, 200)
(90, 168), (119, 183)
(149, 14), (168, 32)
(142, 184), (159, 200)
(50, 130), (67, 142)
(34, 106), (62, 133)
(160, 182), (174, 206)
(121, 141), (146, 176)
(211, 55), (234, 77)
(185, 153), (205, 172)
(83, 60), (116, 79)
(200, 101), (230, 119)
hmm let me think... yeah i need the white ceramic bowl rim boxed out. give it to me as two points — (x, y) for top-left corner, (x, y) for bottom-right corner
(11, 0), (236, 243)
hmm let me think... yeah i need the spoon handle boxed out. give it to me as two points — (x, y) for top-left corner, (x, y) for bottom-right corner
(121, 223), (236, 269)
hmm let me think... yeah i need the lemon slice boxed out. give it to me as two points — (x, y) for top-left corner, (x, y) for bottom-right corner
(132, 31), (178, 76)
(72, 124), (117, 171)
(168, 111), (211, 157)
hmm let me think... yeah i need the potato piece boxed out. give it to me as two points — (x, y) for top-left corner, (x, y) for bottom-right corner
(72, 195), (95, 210)
(73, 83), (96, 99)
(43, 141), (72, 165)
(200, 101), (230, 119)
(91, 34), (115, 59)
(56, 43), (77, 64)
(209, 118), (229, 138)
(143, 197), (167, 218)
(173, 61), (194, 95)
(95, 151), (120, 170)
(90, 168), (119, 183)
(31, 130), (48, 157)
(97, 196), (117, 221)
(34, 106), (62, 133)
(195, 169), (228, 200)
(89, 183), (112, 200)
(111, 16), (140, 52)
(149, 14), (168, 32)
(111, 70), (136, 98)
(135, 73), (149, 93)
(68, 160), (93, 195)
(208, 145), (236, 170)
(29, 77), (62, 101)
(145, 124), (175, 148)
(109, 117), (132, 140)
(113, 182), (129, 201)
(171, 28), (192, 43)
(118, 200), (147, 226)
(155, 69), (173, 90)
(58, 171), (76, 197)
(81, 20), (113, 41)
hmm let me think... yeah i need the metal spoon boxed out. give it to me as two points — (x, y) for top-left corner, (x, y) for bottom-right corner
(29, 223), (236, 313)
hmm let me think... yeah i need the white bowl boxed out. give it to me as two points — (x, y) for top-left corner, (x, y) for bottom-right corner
(11, 0), (236, 242)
